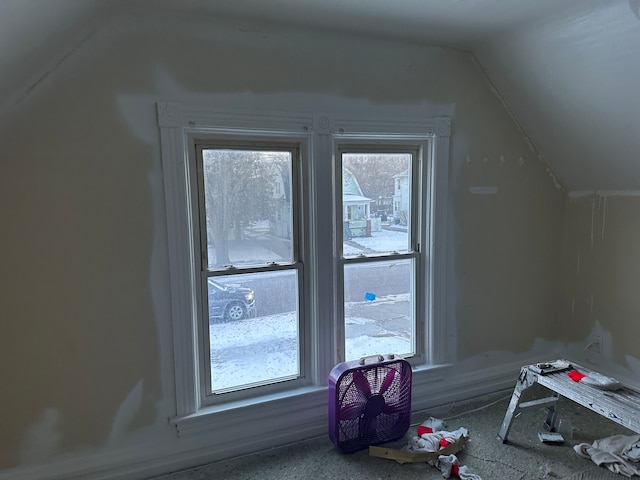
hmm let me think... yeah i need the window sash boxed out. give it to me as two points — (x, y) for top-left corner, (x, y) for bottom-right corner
(335, 143), (427, 364)
(191, 140), (308, 405)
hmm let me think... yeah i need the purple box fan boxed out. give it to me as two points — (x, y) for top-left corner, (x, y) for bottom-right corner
(328, 354), (412, 453)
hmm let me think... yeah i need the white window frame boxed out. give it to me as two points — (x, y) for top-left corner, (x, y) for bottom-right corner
(192, 139), (307, 404)
(335, 141), (424, 363)
(157, 102), (452, 437)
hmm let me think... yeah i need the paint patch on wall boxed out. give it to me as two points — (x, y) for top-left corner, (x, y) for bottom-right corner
(108, 379), (144, 445)
(19, 408), (62, 464)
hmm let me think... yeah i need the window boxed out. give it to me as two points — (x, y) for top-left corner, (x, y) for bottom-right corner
(195, 144), (302, 397)
(157, 102), (451, 435)
(338, 149), (420, 362)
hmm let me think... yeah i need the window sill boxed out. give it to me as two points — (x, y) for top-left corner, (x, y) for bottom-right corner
(171, 386), (327, 438)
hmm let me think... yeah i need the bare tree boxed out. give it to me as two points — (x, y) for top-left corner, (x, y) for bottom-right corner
(203, 150), (278, 265)
(343, 153), (409, 210)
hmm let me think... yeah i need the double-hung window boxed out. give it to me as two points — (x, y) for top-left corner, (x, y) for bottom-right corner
(336, 145), (424, 363)
(157, 102), (451, 434)
(194, 142), (304, 398)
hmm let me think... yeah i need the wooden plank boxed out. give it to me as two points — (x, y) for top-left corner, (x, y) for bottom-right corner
(369, 436), (466, 463)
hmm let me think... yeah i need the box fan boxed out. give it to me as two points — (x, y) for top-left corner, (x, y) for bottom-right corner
(328, 354), (412, 453)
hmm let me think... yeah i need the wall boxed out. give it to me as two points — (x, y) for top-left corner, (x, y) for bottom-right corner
(475, 0), (640, 191)
(557, 193), (640, 385)
(0, 11), (564, 479)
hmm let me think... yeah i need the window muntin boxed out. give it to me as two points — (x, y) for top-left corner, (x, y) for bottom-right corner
(338, 148), (421, 362)
(195, 144), (303, 398)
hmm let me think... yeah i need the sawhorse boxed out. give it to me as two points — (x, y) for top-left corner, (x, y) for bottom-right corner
(498, 360), (640, 443)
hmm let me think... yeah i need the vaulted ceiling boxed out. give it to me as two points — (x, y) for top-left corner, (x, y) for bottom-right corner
(2, 0), (639, 190)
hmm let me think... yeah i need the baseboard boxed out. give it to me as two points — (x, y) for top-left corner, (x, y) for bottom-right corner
(410, 355), (540, 412)
(0, 356), (544, 480)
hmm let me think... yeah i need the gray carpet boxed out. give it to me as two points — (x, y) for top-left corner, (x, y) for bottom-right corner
(562, 466), (628, 480)
(152, 386), (636, 480)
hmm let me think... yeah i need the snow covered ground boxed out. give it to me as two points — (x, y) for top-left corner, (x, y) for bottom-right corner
(209, 227), (411, 392)
(343, 227), (407, 255)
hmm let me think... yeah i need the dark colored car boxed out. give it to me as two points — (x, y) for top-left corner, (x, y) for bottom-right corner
(208, 279), (255, 321)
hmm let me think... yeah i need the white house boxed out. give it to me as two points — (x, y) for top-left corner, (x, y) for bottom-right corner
(392, 169), (410, 225)
(342, 167), (373, 221)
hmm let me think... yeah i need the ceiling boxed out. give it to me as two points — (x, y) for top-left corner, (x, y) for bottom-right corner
(2, 0), (639, 191)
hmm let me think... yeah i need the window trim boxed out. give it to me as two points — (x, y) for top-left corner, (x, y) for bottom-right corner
(157, 102), (452, 431)
(158, 103), (315, 417)
(329, 118), (452, 367)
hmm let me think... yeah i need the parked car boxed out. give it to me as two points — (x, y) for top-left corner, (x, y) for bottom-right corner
(208, 279), (255, 321)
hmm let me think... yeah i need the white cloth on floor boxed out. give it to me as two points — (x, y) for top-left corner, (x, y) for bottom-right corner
(574, 434), (640, 477)
(421, 416), (446, 432)
(436, 454), (457, 478)
(405, 427), (469, 453)
(436, 454), (482, 479)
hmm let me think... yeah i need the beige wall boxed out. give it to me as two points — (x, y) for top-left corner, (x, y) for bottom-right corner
(558, 194), (640, 374)
(455, 154), (564, 357)
(0, 13), (564, 472)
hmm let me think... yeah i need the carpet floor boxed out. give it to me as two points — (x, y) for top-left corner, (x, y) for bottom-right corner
(562, 466), (629, 480)
(151, 386), (636, 480)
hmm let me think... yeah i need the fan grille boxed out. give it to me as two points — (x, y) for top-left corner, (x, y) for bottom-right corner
(329, 359), (412, 453)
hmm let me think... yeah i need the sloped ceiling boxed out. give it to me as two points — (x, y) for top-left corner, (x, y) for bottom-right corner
(1, 0), (638, 190)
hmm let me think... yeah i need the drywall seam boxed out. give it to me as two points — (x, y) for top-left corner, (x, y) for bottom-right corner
(597, 190), (640, 196)
(576, 254), (580, 276)
(601, 195), (607, 239)
(568, 190), (640, 198)
(568, 190), (596, 199)
(590, 195), (595, 249)
(470, 53), (565, 192)
(0, 13), (111, 122)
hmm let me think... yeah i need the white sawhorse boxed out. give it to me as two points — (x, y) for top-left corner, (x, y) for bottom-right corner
(498, 361), (640, 443)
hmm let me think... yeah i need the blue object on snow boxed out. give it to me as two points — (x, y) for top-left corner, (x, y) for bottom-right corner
(364, 292), (376, 301)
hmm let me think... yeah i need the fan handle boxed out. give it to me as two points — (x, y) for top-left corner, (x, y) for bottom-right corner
(358, 353), (396, 365)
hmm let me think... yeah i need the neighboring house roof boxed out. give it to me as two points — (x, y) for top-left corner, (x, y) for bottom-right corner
(343, 194), (372, 204)
(343, 168), (365, 196)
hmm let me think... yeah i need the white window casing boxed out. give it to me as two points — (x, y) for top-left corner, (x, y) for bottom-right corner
(157, 101), (452, 439)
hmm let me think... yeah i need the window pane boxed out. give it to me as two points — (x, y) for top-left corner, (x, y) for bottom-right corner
(208, 270), (300, 393)
(202, 149), (293, 269)
(342, 153), (411, 257)
(343, 259), (414, 361)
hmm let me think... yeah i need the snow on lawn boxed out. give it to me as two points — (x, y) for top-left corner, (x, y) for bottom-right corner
(349, 228), (407, 253)
(210, 313), (299, 391)
(209, 228), (410, 390)
(210, 295), (410, 391)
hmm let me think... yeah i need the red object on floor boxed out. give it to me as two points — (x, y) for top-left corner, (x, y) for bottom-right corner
(417, 425), (433, 436)
(439, 438), (451, 447)
(451, 463), (460, 477)
(568, 370), (587, 382)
